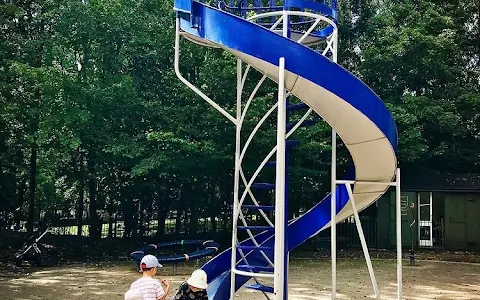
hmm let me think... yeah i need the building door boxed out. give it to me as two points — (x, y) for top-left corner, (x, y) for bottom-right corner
(466, 198), (480, 245)
(418, 192), (433, 247)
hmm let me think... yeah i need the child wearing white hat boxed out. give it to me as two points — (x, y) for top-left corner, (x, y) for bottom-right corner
(125, 254), (171, 300)
(173, 269), (208, 300)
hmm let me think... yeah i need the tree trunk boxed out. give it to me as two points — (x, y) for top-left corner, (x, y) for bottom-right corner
(156, 190), (169, 239)
(157, 204), (167, 238)
(87, 151), (101, 240)
(209, 183), (217, 233)
(174, 208), (183, 237)
(122, 197), (134, 238)
(114, 213), (118, 238)
(108, 210), (113, 238)
(26, 139), (37, 233)
(15, 180), (27, 230)
(107, 193), (114, 238)
(77, 153), (84, 236)
(189, 186), (198, 237)
(138, 195), (145, 239)
(221, 183), (232, 232)
(77, 180), (84, 236)
(210, 207), (217, 233)
(174, 184), (186, 237)
(132, 198), (138, 239)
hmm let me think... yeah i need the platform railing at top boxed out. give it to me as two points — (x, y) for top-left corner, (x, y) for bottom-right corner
(188, 0), (338, 41)
(197, 0), (338, 22)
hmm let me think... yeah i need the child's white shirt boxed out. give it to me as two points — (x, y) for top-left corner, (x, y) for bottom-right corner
(127, 276), (165, 300)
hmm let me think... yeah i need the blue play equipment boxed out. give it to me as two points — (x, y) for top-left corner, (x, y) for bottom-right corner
(130, 240), (219, 264)
(173, 0), (403, 299)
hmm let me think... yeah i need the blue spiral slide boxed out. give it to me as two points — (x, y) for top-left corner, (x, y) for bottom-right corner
(173, 1), (398, 299)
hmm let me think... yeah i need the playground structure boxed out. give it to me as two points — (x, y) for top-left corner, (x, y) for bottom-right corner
(130, 240), (220, 273)
(14, 227), (54, 267)
(173, 0), (402, 300)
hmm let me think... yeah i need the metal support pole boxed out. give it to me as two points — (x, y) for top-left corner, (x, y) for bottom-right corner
(345, 183), (380, 299)
(331, 129), (336, 300)
(273, 56), (287, 300)
(396, 168), (403, 299)
(330, 29), (338, 300)
(174, 17), (237, 125)
(282, 11), (289, 300)
(229, 58), (243, 300)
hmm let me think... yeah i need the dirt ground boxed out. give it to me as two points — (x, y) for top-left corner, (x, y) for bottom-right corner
(1, 258), (479, 300)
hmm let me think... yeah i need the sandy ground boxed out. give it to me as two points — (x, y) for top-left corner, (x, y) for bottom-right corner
(1, 258), (479, 300)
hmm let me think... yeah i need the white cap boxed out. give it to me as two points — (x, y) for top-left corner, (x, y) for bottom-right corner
(186, 269), (208, 290)
(125, 289), (144, 300)
(140, 254), (163, 269)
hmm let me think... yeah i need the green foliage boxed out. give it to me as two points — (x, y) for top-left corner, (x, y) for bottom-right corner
(0, 0), (478, 234)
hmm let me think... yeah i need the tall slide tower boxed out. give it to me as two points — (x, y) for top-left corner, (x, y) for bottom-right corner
(173, 0), (403, 299)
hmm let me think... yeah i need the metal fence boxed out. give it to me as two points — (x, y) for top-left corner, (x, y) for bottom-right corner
(0, 205), (392, 249)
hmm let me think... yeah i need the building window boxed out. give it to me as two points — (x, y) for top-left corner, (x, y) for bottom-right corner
(418, 192), (433, 247)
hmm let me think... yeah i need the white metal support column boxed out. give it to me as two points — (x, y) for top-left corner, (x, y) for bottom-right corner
(396, 168), (402, 300)
(344, 183), (380, 299)
(331, 129), (336, 300)
(330, 28), (338, 300)
(281, 11), (289, 300)
(336, 172), (402, 300)
(229, 58), (243, 300)
(273, 56), (287, 300)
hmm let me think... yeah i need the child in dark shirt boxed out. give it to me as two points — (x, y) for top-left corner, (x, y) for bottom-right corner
(173, 269), (208, 300)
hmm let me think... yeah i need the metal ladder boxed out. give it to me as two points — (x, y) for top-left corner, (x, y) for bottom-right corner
(226, 2), (336, 299)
